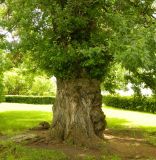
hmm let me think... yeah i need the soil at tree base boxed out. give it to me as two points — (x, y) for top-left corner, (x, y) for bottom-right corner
(20, 129), (156, 160)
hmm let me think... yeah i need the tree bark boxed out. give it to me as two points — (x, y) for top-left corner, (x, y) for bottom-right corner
(50, 78), (106, 146)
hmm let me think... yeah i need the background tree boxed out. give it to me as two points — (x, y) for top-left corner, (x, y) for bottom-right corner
(0, 50), (4, 102)
(3, 67), (56, 96)
(101, 1), (156, 96)
(1, 0), (155, 145)
(101, 63), (127, 94)
(117, 25), (156, 96)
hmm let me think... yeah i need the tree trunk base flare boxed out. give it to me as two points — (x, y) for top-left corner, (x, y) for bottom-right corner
(50, 78), (107, 147)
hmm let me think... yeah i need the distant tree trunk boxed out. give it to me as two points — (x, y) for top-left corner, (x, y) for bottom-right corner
(50, 78), (106, 146)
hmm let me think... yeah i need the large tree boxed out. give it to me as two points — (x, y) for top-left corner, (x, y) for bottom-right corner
(0, 0), (155, 145)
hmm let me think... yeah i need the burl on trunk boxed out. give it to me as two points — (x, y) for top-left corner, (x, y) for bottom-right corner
(50, 78), (106, 146)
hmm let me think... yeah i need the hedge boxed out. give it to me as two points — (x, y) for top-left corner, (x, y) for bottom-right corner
(4, 95), (156, 114)
(103, 95), (156, 113)
(5, 95), (55, 104)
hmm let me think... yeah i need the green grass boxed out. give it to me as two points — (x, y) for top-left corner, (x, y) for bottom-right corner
(0, 111), (52, 135)
(104, 106), (156, 147)
(0, 142), (69, 160)
(0, 141), (121, 160)
(0, 105), (156, 159)
(0, 106), (156, 136)
(0, 143), (121, 160)
(104, 106), (156, 132)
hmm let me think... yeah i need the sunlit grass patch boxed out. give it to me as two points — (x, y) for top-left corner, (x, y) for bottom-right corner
(0, 111), (52, 135)
(104, 106), (156, 132)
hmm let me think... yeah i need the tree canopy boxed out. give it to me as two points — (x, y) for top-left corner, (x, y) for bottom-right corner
(1, 0), (155, 84)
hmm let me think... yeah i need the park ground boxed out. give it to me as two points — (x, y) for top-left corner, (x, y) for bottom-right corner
(0, 103), (156, 160)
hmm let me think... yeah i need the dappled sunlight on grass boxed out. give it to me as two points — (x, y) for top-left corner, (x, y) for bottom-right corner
(104, 106), (156, 132)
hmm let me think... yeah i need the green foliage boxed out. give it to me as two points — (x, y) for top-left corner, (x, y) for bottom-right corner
(5, 95), (55, 104)
(103, 95), (156, 113)
(0, 78), (3, 102)
(28, 76), (56, 96)
(101, 64), (127, 93)
(3, 68), (56, 96)
(3, 68), (27, 95)
(0, 0), (155, 90)
(0, 50), (4, 102)
(0, 76), (3, 103)
(114, 24), (156, 94)
(1, 0), (115, 80)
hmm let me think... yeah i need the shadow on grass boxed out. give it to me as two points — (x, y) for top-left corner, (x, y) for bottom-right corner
(106, 117), (131, 130)
(0, 111), (52, 135)
(106, 116), (156, 143)
(107, 117), (156, 133)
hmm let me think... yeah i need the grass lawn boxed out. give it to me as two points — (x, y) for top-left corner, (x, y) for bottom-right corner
(0, 141), (69, 160)
(0, 104), (156, 160)
(104, 106), (156, 132)
(0, 111), (51, 135)
(103, 106), (156, 148)
(0, 104), (156, 135)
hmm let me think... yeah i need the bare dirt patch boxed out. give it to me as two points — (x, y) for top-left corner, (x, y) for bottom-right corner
(25, 130), (105, 160)
(105, 129), (156, 160)
(19, 128), (156, 160)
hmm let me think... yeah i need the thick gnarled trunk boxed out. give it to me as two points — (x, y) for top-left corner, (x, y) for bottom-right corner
(50, 78), (106, 146)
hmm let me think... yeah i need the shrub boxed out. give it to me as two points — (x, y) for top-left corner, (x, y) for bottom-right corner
(103, 95), (156, 113)
(3, 69), (27, 95)
(27, 76), (56, 96)
(5, 95), (55, 104)
(3, 68), (56, 96)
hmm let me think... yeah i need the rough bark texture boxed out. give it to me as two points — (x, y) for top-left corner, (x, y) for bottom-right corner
(50, 78), (106, 146)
